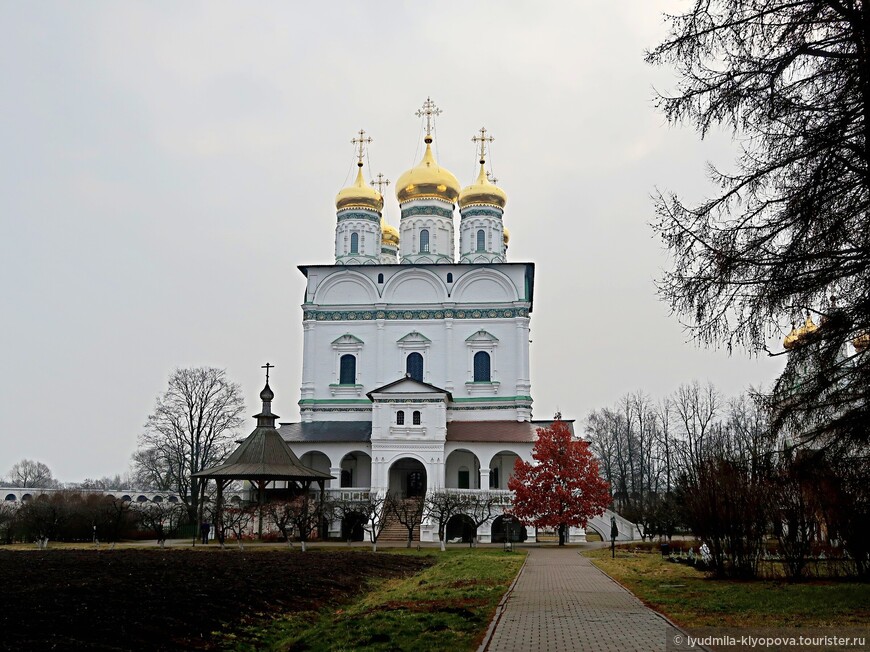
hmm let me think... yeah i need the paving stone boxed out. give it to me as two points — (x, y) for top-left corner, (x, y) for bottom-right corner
(483, 547), (702, 652)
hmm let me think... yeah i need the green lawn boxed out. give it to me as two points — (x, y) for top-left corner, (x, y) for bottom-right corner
(585, 547), (870, 629)
(223, 548), (524, 651)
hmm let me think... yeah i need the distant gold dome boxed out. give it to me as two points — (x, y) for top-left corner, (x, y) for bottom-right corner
(336, 166), (384, 213)
(783, 316), (819, 350)
(503, 227), (510, 245)
(381, 219), (399, 247)
(459, 163), (507, 209)
(395, 138), (460, 204)
(853, 332), (869, 353)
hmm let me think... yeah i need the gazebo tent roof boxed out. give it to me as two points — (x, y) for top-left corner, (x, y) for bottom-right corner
(194, 426), (333, 482)
(195, 380), (333, 483)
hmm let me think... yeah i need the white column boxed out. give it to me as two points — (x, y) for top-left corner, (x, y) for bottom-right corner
(329, 466), (342, 489)
(444, 318), (454, 392)
(376, 320), (385, 386)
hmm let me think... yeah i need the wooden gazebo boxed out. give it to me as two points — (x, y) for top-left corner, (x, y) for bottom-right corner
(194, 375), (333, 538)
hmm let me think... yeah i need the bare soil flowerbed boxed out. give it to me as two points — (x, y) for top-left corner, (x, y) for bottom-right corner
(0, 548), (431, 651)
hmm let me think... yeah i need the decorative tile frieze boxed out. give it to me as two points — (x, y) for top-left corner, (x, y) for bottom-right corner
(460, 207), (502, 218)
(303, 306), (529, 321)
(401, 205), (453, 220)
(337, 211), (380, 224)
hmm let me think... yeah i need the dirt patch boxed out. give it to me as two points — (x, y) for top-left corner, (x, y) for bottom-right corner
(0, 548), (431, 651)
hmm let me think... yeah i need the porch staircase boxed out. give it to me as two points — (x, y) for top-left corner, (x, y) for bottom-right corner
(377, 499), (421, 543)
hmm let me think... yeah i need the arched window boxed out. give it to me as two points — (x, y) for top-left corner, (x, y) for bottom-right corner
(377, 273), (384, 284)
(350, 232), (359, 254)
(406, 352), (424, 382)
(420, 229), (430, 253)
(489, 467), (499, 489)
(396, 410), (405, 425)
(412, 410), (421, 425)
(476, 229), (486, 252)
(446, 272), (453, 283)
(473, 351), (491, 382)
(339, 354), (356, 384)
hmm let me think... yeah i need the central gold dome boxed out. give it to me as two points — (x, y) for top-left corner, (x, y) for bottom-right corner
(396, 138), (460, 204)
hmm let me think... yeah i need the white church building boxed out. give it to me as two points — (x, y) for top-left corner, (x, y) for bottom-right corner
(277, 101), (631, 543)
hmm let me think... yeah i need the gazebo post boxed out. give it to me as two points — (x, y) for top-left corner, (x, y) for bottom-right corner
(215, 478), (226, 546)
(257, 479), (266, 539)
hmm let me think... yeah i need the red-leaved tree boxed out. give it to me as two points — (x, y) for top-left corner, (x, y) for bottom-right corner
(509, 420), (611, 545)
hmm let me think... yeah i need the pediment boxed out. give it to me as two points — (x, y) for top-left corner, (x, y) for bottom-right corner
(397, 330), (432, 344)
(465, 329), (499, 344)
(332, 333), (364, 346)
(366, 376), (452, 401)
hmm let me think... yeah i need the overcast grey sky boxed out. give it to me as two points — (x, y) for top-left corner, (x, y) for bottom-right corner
(0, 1), (786, 482)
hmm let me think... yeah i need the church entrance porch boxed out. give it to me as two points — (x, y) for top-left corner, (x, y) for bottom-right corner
(388, 458), (427, 498)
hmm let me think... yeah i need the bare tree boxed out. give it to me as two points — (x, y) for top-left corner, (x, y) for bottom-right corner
(387, 494), (424, 549)
(647, 1), (870, 447)
(0, 503), (18, 544)
(280, 493), (324, 551)
(132, 500), (186, 547)
(423, 491), (466, 552)
(7, 459), (55, 488)
(331, 494), (385, 549)
(460, 492), (499, 547)
(215, 503), (257, 550)
(134, 367), (245, 524)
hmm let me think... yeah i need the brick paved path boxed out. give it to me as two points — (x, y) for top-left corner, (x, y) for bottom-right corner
(482, 547), (700, 652)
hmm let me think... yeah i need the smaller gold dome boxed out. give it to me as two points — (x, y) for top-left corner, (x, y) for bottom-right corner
(783, 316), (819, 350)
(853, 332), (869, 353)
(381, 219), (399, 247)
(459, 163), (507, 209)
(396, 138), (461, 204)
(336, 166), (383, 213)
(503, 227), (510, 245)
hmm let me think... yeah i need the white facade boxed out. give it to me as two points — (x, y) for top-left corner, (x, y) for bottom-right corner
(278, 127), (596, 543)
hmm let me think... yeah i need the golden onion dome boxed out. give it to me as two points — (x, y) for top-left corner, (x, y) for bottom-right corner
(459, 162), (507, 209)
(381, 219), (399, 247)
(853, 332), (869, 353)
(395, 137), (460, 204)
(335, 166), (384, 213)
(783, 316), (819, 350)
(503, 227), (510, 245)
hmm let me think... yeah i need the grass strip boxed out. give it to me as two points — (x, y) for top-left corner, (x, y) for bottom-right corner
(584, 547), (870, 629)
(224, 548), (524, 651)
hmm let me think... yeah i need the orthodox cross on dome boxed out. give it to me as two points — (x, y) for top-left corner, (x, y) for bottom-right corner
(351, 129), (372, 167)
(371, 172), (391, 194)
(261, 362), (274, 384)
(472, 127), (495, 164)
(415, 97), (442, 138)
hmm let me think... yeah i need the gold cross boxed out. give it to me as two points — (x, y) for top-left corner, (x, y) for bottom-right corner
(415, 97), (442, 137)
(371, 172), (391, 194)
(472, 127), (495, 164)
(351, 129), (372, 166)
